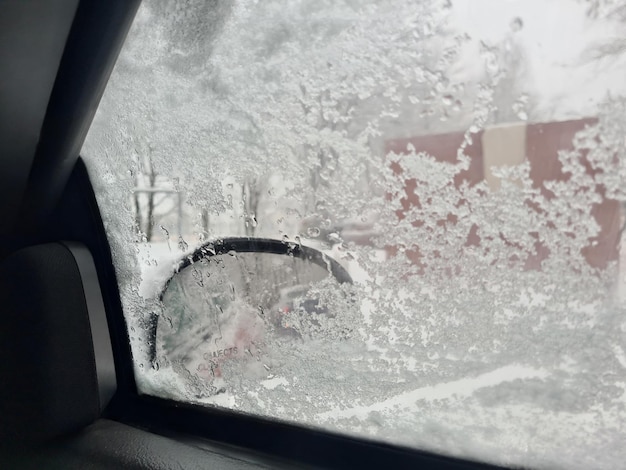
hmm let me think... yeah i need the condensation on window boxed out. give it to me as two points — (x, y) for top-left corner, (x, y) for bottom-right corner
(81, 1), (626, 468)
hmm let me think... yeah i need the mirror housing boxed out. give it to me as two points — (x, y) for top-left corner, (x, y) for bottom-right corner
(149, 238), (352, 393)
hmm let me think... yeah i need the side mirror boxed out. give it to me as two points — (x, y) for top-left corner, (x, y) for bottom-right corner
(151, 238), (352, 394)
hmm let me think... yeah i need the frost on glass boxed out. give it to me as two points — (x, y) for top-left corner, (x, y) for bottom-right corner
(156, 249), (353, 399)
(81, 0), (626, 468)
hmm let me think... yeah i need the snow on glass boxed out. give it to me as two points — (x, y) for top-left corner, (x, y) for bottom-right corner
(81, 1), (626, 468)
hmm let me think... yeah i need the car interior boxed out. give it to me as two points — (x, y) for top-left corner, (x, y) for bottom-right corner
(0, 1), (512, 468)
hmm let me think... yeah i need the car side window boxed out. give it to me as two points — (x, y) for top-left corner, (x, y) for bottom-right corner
(82, 1), (626, 468)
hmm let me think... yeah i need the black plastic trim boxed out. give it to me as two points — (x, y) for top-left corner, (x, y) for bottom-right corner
(109, 394), (509, 470)
(0, 0), (78, 239)
(18, 0), (141, 235)
(62, 242), (117, 411)
(68, 159), (139, 399)
(182, 238), (351, 279)
(40, 159), (138, 400)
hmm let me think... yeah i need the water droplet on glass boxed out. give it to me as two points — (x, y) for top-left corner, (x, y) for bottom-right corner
(307, 226), (321, 237)
(510, 17), (523, 32)
(329, 232), (342, 243)
(178, 236), (189, 252)
(192, 268), (203, 286)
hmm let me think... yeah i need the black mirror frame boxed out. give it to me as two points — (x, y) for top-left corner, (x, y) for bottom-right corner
(173, 237), (352, 286)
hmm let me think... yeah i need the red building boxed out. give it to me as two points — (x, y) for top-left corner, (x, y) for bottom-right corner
(385, 118), (622, 270)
